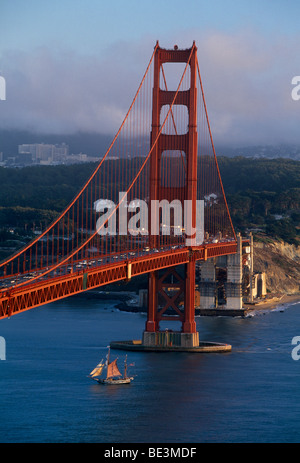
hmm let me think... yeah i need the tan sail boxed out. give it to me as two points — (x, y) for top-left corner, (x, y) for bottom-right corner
(106, 359), (122, 378)
(90, 365), (104, 377)
(89, 361), (104, 377)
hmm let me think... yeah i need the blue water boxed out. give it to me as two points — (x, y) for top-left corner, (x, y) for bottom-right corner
(1, 295), (300, 443)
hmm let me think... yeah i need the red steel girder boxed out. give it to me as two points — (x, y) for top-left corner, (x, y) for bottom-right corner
(0, 242), (236, 319)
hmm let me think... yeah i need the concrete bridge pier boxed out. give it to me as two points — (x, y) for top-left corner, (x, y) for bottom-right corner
(225, 233), (243, 310)
(198, 259), (216, 309)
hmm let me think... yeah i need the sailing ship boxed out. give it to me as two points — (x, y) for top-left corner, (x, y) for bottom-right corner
(89, 347), (134, 385)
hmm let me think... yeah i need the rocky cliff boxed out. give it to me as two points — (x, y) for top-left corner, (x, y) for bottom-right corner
(253, 239), (300, 295)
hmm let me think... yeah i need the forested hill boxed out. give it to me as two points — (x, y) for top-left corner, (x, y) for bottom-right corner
(218, 157), (300, 244)
(0, 157), (299, 245)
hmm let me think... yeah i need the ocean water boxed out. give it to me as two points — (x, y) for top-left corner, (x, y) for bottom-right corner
(1, 295), (300, 443)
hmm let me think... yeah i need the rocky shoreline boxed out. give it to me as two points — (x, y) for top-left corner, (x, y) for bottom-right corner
(243, 293), (300, 313)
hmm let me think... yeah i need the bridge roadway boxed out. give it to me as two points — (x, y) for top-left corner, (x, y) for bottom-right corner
(0, 241), (237, 319)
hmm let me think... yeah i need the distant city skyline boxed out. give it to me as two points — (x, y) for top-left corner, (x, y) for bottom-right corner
(0, 0), (300, 146)
(1, 141), (101, 167)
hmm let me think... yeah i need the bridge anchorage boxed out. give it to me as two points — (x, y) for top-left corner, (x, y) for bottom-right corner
(0, 42), (236, 353)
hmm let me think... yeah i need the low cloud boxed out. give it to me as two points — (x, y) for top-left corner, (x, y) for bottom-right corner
(0, 30), (299, 146)
(0, 46), (133, 134)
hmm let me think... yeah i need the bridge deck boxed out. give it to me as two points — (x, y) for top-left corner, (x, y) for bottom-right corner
(0, 242), (236, 319)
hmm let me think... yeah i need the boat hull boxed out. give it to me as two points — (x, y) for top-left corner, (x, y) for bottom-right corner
(96, 377), (133, 385)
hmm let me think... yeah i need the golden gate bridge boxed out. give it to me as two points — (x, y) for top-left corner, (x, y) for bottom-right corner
(0, 42), (238, 351)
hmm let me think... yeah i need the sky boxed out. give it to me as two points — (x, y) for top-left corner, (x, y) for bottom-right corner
(0, 0), (300, 147)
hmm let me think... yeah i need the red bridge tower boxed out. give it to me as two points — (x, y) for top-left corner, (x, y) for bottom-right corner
(143, 42), (199, 348)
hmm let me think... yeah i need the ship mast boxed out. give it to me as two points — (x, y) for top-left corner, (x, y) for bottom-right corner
(106, 346), (110, 379)
(124, 355), (128, 379)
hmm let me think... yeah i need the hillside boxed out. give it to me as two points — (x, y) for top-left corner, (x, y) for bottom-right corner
(218, 157), (300, 245)
(0, 157), (299, 285)
(253, 237), (300, 295)
(0, 157), (299, 245)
